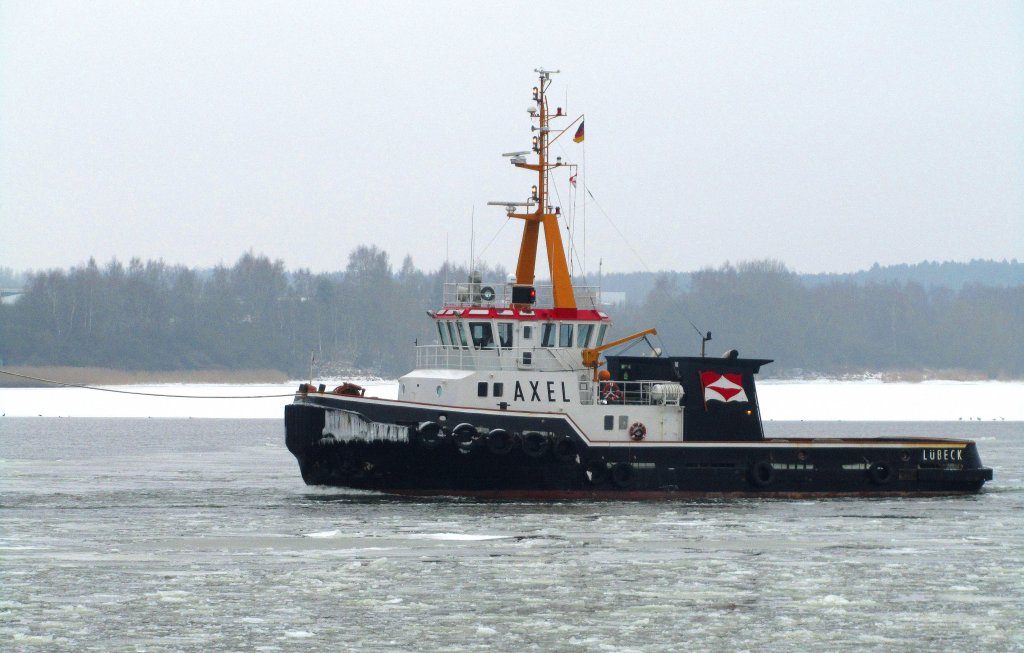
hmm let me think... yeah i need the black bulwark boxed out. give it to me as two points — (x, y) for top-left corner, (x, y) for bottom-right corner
(606, 354), (773, 442)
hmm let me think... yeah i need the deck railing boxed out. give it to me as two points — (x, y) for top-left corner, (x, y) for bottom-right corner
(442, 282), (602, 310)
(587, 380), (686, 407)
(415, 345), (578, 372)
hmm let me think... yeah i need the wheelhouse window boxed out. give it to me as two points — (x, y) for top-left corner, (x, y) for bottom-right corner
(541, 323), (557, 347)
(453, 321), (469, 349)
(468, 323), (493, 350)
(445, 322), (459, 348)
(559, 323), (573, 347)
(577, 324), (594, 348)
(437, 322), (450, 347)
(469, 322), (495, 349)
(498, 322), (514, 349)
(595, 324), (608, 347)
(522, 325), (533, 341)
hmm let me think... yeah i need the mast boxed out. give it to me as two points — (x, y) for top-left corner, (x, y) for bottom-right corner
(504, 69), (577, 310)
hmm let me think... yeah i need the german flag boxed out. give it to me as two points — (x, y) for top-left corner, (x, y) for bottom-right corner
(573, 121), (584, 143)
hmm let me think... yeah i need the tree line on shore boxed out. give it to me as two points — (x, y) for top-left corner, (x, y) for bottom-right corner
(1, 252), (1021, 378)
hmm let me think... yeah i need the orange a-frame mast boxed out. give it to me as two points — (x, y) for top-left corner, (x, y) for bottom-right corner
(506, 69), (577, 310)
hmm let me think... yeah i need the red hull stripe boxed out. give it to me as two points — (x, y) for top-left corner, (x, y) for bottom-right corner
(380, 489), (976, 500)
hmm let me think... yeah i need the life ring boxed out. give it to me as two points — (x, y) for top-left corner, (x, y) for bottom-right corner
(749, 460), (774, 488)
(869, 462), (893, 485)
(416, 421), (442, 450)
(522, 431), (549, 457)
(486, 429), (514, 455)
(552, 435), (577, 463)
(601, 382), (622, 402)
(628, 422), (647, 441)
(585, 461), (609, 485)
(480, 286), (496, 302)
(611, 462), (635, 488)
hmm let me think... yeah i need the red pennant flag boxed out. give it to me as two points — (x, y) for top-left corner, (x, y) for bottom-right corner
(569, 173), (577, 187)
(573, 121), (584, 143)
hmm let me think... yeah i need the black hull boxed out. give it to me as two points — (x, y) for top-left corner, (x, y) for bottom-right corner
(285, 398), (992, 498)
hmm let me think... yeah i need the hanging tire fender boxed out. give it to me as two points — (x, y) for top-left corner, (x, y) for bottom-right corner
(749, 460), (775, 488)
(869, 462), (893, 485)
(611, 462), (635, 488)
(486, 428), (515, 455)
(451, 423), (478, 445)
(552, 435), (577, 463)
(416, 421), (442, 450)
(522, 431), (550, 457)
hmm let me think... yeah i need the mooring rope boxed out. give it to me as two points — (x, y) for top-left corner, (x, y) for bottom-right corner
(0, 368), (296, 399)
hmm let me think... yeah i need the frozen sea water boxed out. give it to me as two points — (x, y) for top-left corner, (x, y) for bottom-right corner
(1, 417), (1022, 652)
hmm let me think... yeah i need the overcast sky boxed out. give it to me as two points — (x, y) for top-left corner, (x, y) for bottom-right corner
(2, 1), (1021, 277)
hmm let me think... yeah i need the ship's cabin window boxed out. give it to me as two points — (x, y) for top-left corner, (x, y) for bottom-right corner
(559, 323), (573, 347)
(604, 415), (614, 430)
(595, 324), (608, 347)
(493, 382), (504, 397)
(437, 322), (450, 347)
(522, 325), (533, 342)
(469, 322), (494, 349)
(498, 322), (514, 349)
(577, 324), (594, 348)
(453, 321), (469, 349)
(541, 323), (557, 347)
(477, 381), (488, 397)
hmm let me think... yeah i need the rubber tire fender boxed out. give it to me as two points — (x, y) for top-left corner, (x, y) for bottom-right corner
(522, 431), (550, 458)
(486, 428), (515, 455)
(416, 421), (443, 450)
(749, 460), (775, 488)
(611, 462), (635, 488)
(869, 462), (893, 485)
(451, 423), (478, 445)
(552, 435), (577, 463)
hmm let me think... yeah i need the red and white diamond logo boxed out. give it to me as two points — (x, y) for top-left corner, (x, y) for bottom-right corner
(700, 371), (748, 403)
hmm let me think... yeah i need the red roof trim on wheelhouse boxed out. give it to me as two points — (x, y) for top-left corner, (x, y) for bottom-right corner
(435, 307), (609, 321)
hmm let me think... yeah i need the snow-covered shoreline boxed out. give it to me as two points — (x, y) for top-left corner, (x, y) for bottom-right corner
(0, 379), (1021, 421)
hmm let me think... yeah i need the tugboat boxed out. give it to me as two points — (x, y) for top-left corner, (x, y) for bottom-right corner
(285, 69), (992, 498)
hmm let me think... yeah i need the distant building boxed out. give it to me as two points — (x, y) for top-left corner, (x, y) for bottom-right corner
(0, 289), (24, 305)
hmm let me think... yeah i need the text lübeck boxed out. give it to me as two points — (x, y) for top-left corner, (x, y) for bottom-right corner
(922, 449), (963, 461)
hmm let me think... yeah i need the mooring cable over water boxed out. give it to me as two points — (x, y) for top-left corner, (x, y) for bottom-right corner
(0, 369), (296, 399)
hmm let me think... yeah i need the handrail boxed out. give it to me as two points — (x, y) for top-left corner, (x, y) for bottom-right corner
(414, 345), (582, 372)
(442, 282), (601, 310)
(589, 380), (685, 407)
